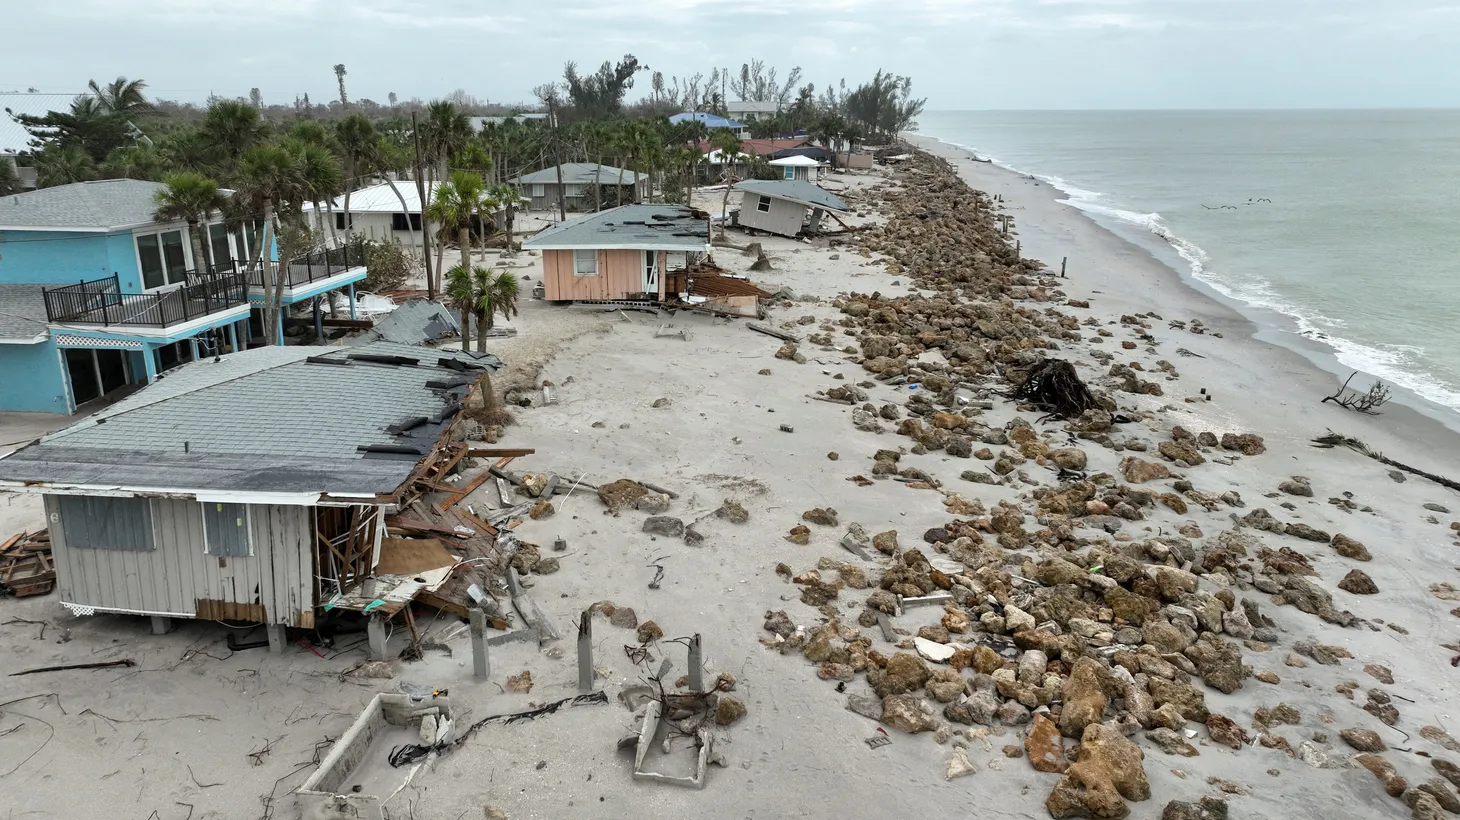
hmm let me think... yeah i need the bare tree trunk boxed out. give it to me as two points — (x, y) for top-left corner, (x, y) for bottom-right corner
(459, 226), (471, 278)
(383, 177), (420, 255)
(189, 219), (211, 273)
(258, 209), (277, 345)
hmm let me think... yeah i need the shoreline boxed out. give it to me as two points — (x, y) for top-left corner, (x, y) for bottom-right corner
(905, 132), (1460, 477)
(906, 131), (1460, 438)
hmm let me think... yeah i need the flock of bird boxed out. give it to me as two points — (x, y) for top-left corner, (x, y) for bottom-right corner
(1201, 198), (1273, 210)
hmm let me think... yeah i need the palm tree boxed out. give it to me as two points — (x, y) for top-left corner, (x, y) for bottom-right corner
(486, 183), (520, 253)
(88, 77), (152, 116)
(478, 269), (519, 350)
(425, 170), (487, 284)
(235, 144), (304, 343)
(293, 141), (344, 246)
(419, 101), (471, 182)
(103, 144), (167, 181)
(333, 64), (349, 108)
(35, 145), (96, 188)
(335, 114), (379, 240)
(709, 128), (743, 231)
(153, 172), (225, 272)
(445, 264), (478, 347)
(203, 99), (267, 159)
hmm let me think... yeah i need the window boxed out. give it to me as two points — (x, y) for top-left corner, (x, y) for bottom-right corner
(202, 502), (252, 557)
(136, 230), (190, 289)
(391, 213), (423, 231)
(782, 167), (795, 180)
(573, 249), (599, 277)
(207, 224), (231, 271)
(57, 496), (154, 551)
(334, 213), (354, 231)
(756, 196), (772, 213)
(531, 184), (545, 197)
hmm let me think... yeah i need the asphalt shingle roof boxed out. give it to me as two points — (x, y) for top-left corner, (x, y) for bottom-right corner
(668, 112), (747, 130)
(0, 283), (49, 340)
(0, 341), (502, 498)
(522, 204), (709, 251)
(734, 180), (849, 212)
(0, 179), (171, 231)
(351, 300), (458, 346)
(511, 163), (642, 186)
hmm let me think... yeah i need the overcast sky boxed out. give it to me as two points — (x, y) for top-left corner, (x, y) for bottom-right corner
(3, 0), (1457, 110)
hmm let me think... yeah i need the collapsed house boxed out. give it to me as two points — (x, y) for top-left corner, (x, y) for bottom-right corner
(0, 341), (501, 650)
(732, 180), (850, 238)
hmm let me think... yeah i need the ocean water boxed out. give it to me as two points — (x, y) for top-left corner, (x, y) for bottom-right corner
(914, 110), (1460, 422)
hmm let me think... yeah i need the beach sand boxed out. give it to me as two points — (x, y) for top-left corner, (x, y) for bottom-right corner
(1, 151), (1458, 820)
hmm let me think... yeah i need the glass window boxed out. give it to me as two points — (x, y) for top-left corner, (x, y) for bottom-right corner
(203, 502), (252, 557)
(232, 224), (251, 262)
(137, 234), (165, 289)
(207, 224), (231, 271)
(391, 213), (423, 231)
(58, 496), (155, 551)
(783, 167), (794, 180)
(160, 230), (189, 284)
(573, 249), (598, 277)
(756, 196), (771, 213)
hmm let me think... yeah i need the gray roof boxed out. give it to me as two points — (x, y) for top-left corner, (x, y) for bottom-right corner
(734, 180), (849, 212)
(0, 341), (503, 499)
(350, 300), (459, 346)
(0, 179), (172, 231)
(1, 92), (84, 155)
(511, 163), (642, 186)
(522, 204), (709, 251)
(0, 283), (49, 341)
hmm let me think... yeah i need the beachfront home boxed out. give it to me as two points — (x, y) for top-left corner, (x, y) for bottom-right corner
(511, 163), (645, 212)
(769, 155), (823, 182)
(668, 112), (751, 139)
(522, 204), (709, 302)
(0, 179), (367, 414)
(0, 341), (501, 648)
(732, 179), (848, 238)
(726, 101), (783, 122)
(304, 179), (435, 250)
(1, 92), (84, 190)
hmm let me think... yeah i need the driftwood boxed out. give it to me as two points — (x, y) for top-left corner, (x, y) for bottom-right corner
(1006, 359), (1098, 419)
(1312, 431), (1460, 492)
(747, 323), (799, 343)
(1322, 372), (1391, 414)
(10, 659), (136, 677)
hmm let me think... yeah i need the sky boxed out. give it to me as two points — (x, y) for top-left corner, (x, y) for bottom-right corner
(2, 0), (1458, 110)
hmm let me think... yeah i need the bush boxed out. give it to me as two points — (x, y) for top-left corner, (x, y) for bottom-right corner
(347, 234), (413, 292)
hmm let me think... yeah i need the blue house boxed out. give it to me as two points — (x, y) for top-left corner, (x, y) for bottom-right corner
(0, 179), (368, 414)
(667, 112), (750, 139)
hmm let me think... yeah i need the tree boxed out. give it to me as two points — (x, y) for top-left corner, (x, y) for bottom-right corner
(234, 143), (304, 343)
(561, 54), (644, 120)
(486, 183), (521, 252)
(388, 92), (398, 107)
(730, 61), (802, 103)
(0, 160), (20, 196)
(34, 145), (96, 188)
(203, 99), (267, 160)
(479, 268), (519, 346)
(335, 114), (379, 240)
(249, 88), (263, 109)
(153, 172), (225, 271)
(426, 170), (488, 293)
(709, 127), (743, 231)
(88, 77), (153, 116)
(844, 71), (926, 140)
(333, 64), (348, 107)
(103, 143), (167, 180)
(445, 264), (480, 349)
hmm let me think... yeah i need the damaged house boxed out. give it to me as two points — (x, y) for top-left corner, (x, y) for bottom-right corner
(523, 204), (710, 302)
(732, 180), (849, 238)
(0, 341), (500, 650)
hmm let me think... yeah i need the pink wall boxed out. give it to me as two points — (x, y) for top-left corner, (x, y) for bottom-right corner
(542, 249), (666, 301)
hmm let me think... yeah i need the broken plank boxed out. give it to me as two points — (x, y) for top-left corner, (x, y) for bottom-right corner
(413, 590), (470, 619)
(454, 509), (499, 537)
(382, 517), (473, 538)
(436, 469), (496, 512)
(465, 448), (537, 458)
(747, 322), (800, 343)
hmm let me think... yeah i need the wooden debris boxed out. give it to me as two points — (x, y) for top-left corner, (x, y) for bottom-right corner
(1, 530), (55, 597)
(747, 323), (800, 343)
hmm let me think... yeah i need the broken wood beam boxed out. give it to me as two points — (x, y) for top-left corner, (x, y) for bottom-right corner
(436, 469), (497, 512)
(465, 448), (536, 458)
(747, 322), (800, 343)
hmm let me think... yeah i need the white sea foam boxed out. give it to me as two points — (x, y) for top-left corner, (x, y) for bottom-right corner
(927, 134), (1460, 414)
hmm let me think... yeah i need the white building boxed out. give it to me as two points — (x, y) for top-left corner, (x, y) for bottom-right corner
(305, 180), (436, 249)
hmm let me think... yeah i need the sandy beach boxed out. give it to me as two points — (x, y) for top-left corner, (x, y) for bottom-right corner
(3, 145), (1460, 820)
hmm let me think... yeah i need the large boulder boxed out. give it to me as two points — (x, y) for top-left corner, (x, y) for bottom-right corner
(1026, 713), (1067, 773)
(1184, 633), (1245, 694)
(1059, 657), (1110, 738)
(881, 694), (937, 733)
(598, 478), (648, 511)
(1046, 723), (1151, 819)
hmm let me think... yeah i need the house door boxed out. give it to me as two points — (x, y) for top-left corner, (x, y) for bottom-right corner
(643, 251), (659, 294)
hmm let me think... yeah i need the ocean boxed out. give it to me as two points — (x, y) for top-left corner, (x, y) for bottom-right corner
(913, 109), (1460, 425)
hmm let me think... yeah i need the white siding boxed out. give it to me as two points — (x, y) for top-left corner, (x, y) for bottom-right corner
(737, 193), (808, 237)
(46, 495), (316, 625)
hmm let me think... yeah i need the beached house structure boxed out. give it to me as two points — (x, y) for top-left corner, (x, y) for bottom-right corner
(522, 204), (710, 302)
(0, 180), (369, 414)
(769, 155), (822, 181)
(511, 163), (645, 212)
(733, 180), (849, 238)
(0, 341), (501, 649)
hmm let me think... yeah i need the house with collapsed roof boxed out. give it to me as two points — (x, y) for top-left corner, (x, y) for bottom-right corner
(510, 163), (645, 212)
(732, 179), (849, 238)
(0, 179), (368, 413)
(0, 341), (500, 650)
(522, 204), (710, 302)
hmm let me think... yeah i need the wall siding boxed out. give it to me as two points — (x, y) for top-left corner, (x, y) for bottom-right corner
(738, 194), (807, 237)
(0, 340), (71, 413)
(541, 248), (654, 301)
(46, 496), (315, 625)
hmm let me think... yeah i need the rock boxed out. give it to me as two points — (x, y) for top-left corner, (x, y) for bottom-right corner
(1005, 605), (1036, 634)
(1027, 713), (1068, 773)
(598, 478), (648, 511)
(915, 637), (957, 663)
(1355, 753), (1408, 798)
(608, 606), (638, 630)
(1107, 587), (1159, 626)
(1220, 433), (1266, 455)
(634, 493), (670, 514)
(1408, 781), (1460, 814)
(715, 499), (749, 523)
(775, 342), (800, 361)
(506, 670), (533, 693)
(1425, 503), (1452, 514)
(866, 589), (899, 614)
(1414, 794), (1447, 820)
(1146, 728), (1200, 757)
(643, 516), (685, 537)
(651, 397), (670, 408)
(1286, 522), (1331, 542)
(1332, 533), (1373, 561)
(803, 507), (839, 527)
(1045, 723), (1151, 819)
(946, 747), (978, 780)
(1121, 457), (1172, 484)
(1205, 714), (1249, 750)
(1340, 728), (1386, 752)
(1434, 759), (1460, 790)
(534, 556), (560, 574)
(868, 652), (932, 697)
(1159, 441), (1206, 466)
(872, 530), (898, 554)
(847, 694), (884, 721)
(1148, 677), (1209, 722)
(882, 693), (937, 733)
(1161, 797), (1229, 820)
(1060, 657), (1110, 739)
(972, 645), (1004, 675)
(1184, 634), (1245, 694)
(1279, 478), (1314, 497)
(1364, 664), (1395, 684)
(714, 696), (747, 726)
(1050, 448), (1089, 470)
(636, 621), (664, 643)
(785, 525), (811, 545)
(1297, 740), (1345, 769)
(827, 451), (840, 461)
(998, 700), (1031, 726)
(683, 525), (704, 545)
(1338, 569), (1378, 594)
(356, 660), (395, 679)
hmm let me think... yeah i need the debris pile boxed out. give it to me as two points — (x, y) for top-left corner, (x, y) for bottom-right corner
(0, 529), (54, 597)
